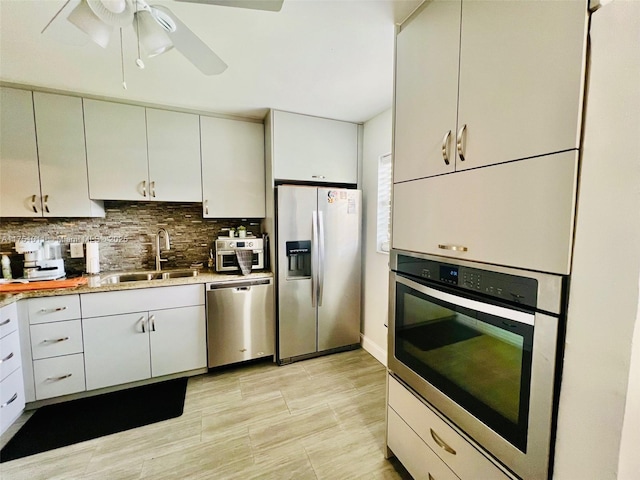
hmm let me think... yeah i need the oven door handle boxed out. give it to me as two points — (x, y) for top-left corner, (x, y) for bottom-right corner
(395, 274), (534, 326)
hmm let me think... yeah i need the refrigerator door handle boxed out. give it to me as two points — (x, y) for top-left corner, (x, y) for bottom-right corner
(318, 210), (325, 306)
(311, 210), (318, 308)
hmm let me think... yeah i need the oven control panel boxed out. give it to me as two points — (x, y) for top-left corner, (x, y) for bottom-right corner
(397, 255), (538, 308)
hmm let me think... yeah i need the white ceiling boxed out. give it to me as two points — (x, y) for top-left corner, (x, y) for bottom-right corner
(0, 0), (422, 123)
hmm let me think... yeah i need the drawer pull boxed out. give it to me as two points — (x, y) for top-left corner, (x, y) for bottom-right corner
(428, 475), (435, 480)
(40, 306), (68, 313)
(31, 194), (39, 213)
(0, 318), (11, 326)
(47, 373), (72, 381)
(430, 428), (456, 455)
(456, 123), (467, 162)
(1, 393), (18, 408)
(139, 316), (146, 333)
(43, 336), (70, 343)
(149, 315), (156, 332)
(311, 175), (326, 179)
(438, 244), (468, 252)
(0, 352), (14, 363)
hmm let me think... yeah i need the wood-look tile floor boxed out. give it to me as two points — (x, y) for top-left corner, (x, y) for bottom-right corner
(0, 348), (412, 480)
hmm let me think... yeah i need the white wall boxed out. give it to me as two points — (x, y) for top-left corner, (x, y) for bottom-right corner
(553, 2), (640, 478)
(360, 108), (392, 365)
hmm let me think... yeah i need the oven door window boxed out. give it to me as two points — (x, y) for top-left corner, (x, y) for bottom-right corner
(395, 279), (534, 451)
(221, 252), (259, 268)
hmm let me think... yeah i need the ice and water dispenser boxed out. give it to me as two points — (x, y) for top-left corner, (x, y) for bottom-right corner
(286, 241), (311, 279)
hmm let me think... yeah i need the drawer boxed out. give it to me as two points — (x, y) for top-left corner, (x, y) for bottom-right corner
(28, 295), (81, 324)
(0, 330), (22, 382)
(33, 353), (86, 400)
(0, 302), (18, 338)
(1, 367), (25, 435)
(30, 320), (83, 360)
(388, 375), (511, 480)
(388, 408), (460, 480)
(80, 284), (205, 318)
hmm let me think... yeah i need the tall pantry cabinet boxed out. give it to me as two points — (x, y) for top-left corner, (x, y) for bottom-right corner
(392, 0), (588, 275)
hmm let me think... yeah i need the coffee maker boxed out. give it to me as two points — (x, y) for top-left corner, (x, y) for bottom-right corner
(15, 240), (66, 281)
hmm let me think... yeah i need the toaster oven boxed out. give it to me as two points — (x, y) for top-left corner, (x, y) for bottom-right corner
(215, 237), (264, 273)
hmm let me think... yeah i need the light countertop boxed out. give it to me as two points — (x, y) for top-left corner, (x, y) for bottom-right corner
(0, 269), (273, 308)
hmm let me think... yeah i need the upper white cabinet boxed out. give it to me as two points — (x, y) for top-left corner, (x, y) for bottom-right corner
(84, 100), (201, 202)
(201, 116), (265, 218)
(0, 88), (40, 217)
(34, 93), (105, 217)
(146, 108), (202, 202)
(270, 110), (358, 184)
(393, 0), (588, 183)
(84, 99), (148, 201)
(0, 88), (104, 217)
(392, 151), (579, 275)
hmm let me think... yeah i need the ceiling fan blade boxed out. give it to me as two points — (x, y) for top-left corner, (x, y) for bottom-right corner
(174, 0), (284, 12)
(151, 5), (228, 75)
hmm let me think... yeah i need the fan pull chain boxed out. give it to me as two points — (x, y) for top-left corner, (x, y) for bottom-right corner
(120, 28), (127, 90)
(135, 12), (145, 69)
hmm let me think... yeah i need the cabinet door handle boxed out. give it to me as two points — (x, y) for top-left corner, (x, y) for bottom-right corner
(1, 393), (18, 408)
(31, 194), (39, 213)
(46, 374), (72, 381)
(150, 181), (156, 198)
(430, 428), (456, 455)
(438, 244), (468, 252)
(149, 315), (156, 332)
(204, 200), (209, 216)
(441, 130), (451, 165)
(311, 175), (326, 179)
(428, 474), (435, 480)
(43, 194), (50, 213)
(43, 336), (69, 343)
(139, 316), (146, 333)
(0, 318), (11, 326)
(142, 180), (147, 198)
(0, 351), (14, 363)
(456, 124), (467, 162)
(40, 306), (67, 313)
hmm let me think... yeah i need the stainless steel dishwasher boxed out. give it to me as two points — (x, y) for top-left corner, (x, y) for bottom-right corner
(206, 277), (274, 368)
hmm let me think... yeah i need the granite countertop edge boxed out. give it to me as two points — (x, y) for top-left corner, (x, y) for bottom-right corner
(0, 270), (274, 308)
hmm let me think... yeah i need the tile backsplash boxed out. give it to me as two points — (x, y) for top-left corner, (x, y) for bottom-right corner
(0, 201), (262, 277)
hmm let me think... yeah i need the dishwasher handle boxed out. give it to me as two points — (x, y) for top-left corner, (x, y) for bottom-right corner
(207, 278), (271, 290)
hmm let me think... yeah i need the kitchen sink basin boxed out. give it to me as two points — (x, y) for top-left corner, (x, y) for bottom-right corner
(100, 269), (199, 285)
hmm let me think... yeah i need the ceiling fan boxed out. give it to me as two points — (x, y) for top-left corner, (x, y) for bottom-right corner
(42, 0), (284, 77)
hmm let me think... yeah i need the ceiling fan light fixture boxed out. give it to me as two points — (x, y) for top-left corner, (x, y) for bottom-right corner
(134, 10), (174, 58)
(67, 0), (113, 48)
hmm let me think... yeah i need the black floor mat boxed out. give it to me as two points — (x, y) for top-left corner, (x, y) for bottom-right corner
(0, 377), (188, 463)
(398, 321), (482, 351)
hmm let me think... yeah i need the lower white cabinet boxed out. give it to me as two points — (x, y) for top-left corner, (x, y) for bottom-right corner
(392, 151), (578, 275)
(0, 302), (25, 435)
(33, 353), (86, 400)
(1, 368), (25, 435)
(387, 375), (513, 480)
(81, 285), (206, 391)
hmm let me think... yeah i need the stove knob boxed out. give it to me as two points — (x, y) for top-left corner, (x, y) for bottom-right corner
(248, 242), (253, 247)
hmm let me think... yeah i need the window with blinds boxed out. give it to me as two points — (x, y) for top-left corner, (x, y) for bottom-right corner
(377, 154), (392, 253)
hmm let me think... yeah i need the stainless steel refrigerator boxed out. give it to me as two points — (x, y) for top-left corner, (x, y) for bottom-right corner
(276, 185), (361, 364)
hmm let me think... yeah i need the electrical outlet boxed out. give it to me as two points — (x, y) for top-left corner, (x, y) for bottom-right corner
(70, 243), (84, 258)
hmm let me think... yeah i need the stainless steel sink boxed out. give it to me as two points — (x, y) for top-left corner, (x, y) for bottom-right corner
(99, 269), (199, 285)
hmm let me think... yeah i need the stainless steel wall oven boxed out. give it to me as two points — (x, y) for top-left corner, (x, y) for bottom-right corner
(388, 250), (568, 479)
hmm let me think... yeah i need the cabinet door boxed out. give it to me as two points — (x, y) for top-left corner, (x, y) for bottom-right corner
(272, 110), (358, 184)
(456, 0), (587, 170)
(392, 151), (578, 275)
(149, 305), (206, 377)
(84, 99), (149, 201)
(201, 116), (265, 218)
(393, 0), (460, 183)
(0, 87), (41, 217)
(83, 312), (151, 390)
(33, 92), (104, 217)
(146, 108), (202, 202)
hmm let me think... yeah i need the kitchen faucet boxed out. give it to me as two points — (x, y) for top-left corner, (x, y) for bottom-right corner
(155, 228), (171, 271)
